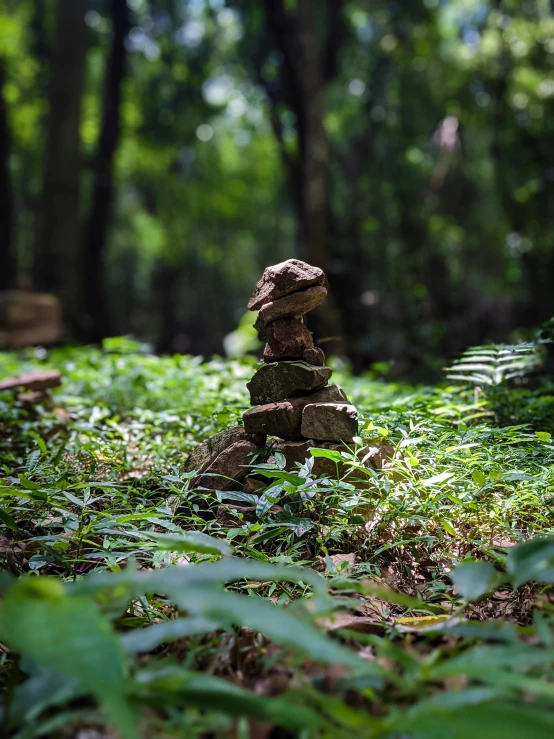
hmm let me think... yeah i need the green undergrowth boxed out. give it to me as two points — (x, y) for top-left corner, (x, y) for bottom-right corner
(1, 341), (554, 738)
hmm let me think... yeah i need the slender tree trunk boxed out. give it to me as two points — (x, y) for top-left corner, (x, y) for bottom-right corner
(152, 262), (181, 354)
(0, 59), (15, 290)
(33, 0), (87, 328)
(83, 0), (130, 342)
(295, 0), (329, 272)
(262, 0), (345, 350)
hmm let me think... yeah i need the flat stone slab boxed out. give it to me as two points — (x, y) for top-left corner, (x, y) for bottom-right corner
(301, 402), (359, 442)
(185, 426), (265, 474)
(247, 360), (332, 405)
(248, 259), (325, 311)
(254, 286), (327, 331)
(263, 318), (314, 362)
(0, 370), (62, 393)
(243, 385), (347, 440)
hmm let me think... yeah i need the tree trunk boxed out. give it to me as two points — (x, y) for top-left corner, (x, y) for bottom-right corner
(152, 262), (181, 354)
(83, 0), (130, 342)
(0, 59), (15, 290)
(262, 0), (346, 351)
(295, 1), (329, 272)
(33, 0), (87, 329)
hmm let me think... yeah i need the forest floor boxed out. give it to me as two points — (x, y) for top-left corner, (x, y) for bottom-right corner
(1, 340), (554, 738)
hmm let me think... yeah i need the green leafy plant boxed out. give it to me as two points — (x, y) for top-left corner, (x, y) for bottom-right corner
(445, 343), (542, 387)
(2, 345), (554, 737)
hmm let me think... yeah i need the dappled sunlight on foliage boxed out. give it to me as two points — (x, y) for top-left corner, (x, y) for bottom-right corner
(1, 345), (554, 736)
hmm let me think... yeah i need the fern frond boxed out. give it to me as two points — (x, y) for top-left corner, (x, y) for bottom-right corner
(445, 343), (541, 387)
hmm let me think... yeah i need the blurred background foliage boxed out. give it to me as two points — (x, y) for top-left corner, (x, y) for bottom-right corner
(1, 0), (553, 378)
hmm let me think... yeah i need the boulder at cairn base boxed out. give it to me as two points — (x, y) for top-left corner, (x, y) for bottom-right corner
(301, 402), (359, 442)
(263, 318), (314, 362)
(247, 360), (332, 405)
(243, 385), (347, 440)
(185, 426), (266, 474)
(248, 259), (325, 311)
(254, 286), (327, 332)
(192, 440), (259, 491)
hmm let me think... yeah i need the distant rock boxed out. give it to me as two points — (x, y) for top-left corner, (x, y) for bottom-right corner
(254, 285), (327, 331)
(247, 360), (332, 405)
(0, 290), (63, 348)
(247, 259), (325, 311)
(243, 385), (347, 440)
(301, 402), (359, 442)
(0, 370), (62, 393)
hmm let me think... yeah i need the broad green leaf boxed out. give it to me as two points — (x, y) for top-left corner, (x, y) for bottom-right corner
(506, 537), (554, 587)
(403, 701), (554, 739)
(69, 558), (328, 598)
(432, 643), (554, 679)
(535, 431), (551, 442)
(357, 580), (443, 614)
(0, 507), (19, 531)
(310, 448), (343, 463)
(135, 665), (323, 731)
(176, 589), (382, 677)
(0, 577), (138, 739)
(450, 560), (502, 600)
(217, 490), (259, 504)
(0, 668), (83, 729)
(472, 470), (486, 486)
(421, 471), (455, 487)
(408, 687), (504, 714)
(122, 617), (220, 654)
(145, 530), (233, 556)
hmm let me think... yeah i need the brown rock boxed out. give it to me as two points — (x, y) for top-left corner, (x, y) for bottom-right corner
(243, 385), (347, 440)
(301, 402), (359, 442)
(302, 346), (326, 366)
(192, 440), (258, 491)
(254, 286), (327, 331)
(360, 437), (396, 471)
(0, 290), (63, 348)
(16, 390), (49, 407)
(277, 438), (392, 480)
(263, 318), (314, 362)
(277, 440), (352, 479)
(217, 504), (257, 525)
(0, 370), (62, 393)
(244, 401), (304, 440)
(242, 477), (266, 494)
(247, 360), (332, 405)
(247, 259), (325, 311)
(185, 426), (266, 474)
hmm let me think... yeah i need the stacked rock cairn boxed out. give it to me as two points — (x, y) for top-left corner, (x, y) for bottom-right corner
(186, 260), (395, 493)
(242, 259), (359, 447)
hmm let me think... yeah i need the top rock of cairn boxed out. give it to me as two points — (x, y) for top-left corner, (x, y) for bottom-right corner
(247, 259), (325, 311)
